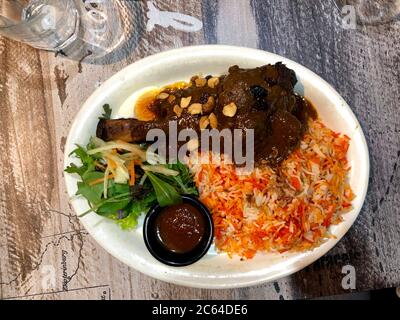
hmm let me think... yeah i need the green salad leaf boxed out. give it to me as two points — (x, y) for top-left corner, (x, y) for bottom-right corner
(75, 172), (104, 205)
(65, 145), (96, 177)
(82, 171), (104, 183)
(97, 198), (131, 216)
(167, 162), (198, 196)
(118, 192), (157, 230)
(146, 172), (182, 207)
(76, 181), (104, 205)
(65, 136), (198, 230)
(65, 141), (103, 178)
(72, 167), (105, 206)
(64, 163), (84, 176)
(107, 181), (131, 197)
(99, 104), (112, 120)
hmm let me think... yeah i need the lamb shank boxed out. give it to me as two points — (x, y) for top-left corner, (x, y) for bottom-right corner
(96, 63), (317, 166)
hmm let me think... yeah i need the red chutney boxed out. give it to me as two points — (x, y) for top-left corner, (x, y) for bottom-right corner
(155, 203), (206, 254)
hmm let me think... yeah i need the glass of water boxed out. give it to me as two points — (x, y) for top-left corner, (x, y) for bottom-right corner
(0, 0), (124, 57)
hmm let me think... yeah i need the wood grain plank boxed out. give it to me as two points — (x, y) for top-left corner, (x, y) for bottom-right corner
(201, 0), (218, 44)
(0, 37), (58, 295)
(216, 0), (258, 47)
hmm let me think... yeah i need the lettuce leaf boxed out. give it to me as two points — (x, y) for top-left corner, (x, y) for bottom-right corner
(146, 172), (182, 207)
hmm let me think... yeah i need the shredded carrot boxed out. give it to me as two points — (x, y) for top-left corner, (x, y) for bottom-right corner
(323, 205), (335, 227)
(290, 176), (302, 191)
(89, 174), (114, 186)
(128, 161), (136, 186)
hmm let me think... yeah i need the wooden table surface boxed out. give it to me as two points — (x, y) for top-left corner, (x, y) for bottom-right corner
(0, 0), (399, 300)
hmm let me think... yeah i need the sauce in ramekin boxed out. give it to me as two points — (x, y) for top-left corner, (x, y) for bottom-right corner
(154, 203), (206, 254)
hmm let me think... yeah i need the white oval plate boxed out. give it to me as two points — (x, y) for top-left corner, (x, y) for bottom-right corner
(64, 45), (369, 289)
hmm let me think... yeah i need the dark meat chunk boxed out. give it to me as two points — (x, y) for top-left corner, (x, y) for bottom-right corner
(292, 95), (318, 126)
(261, 109), (302, 164)
(97, 118), (170, 143)
(250, 85), (269, 111)
(96, 63), (317, 167)
(218, 65), (271, 114)
(97, 112), (201, 143)
(234, 111), (269, 147)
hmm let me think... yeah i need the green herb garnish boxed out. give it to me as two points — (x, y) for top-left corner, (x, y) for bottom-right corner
(65, 137), (198, 230)
(99, 104), (112, 120)
(146, 172), (182, 207)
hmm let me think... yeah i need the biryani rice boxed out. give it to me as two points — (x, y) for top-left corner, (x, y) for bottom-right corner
(188, 120), (355, 259)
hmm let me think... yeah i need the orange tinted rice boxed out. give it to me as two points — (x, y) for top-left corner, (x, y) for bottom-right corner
(188, 120), (355, 259)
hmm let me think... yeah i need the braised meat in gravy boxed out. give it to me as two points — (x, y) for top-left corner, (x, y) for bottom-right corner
(96, 63), (317, 166)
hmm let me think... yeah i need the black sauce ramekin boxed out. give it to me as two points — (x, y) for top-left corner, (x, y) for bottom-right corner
(143, 195), (214, 267)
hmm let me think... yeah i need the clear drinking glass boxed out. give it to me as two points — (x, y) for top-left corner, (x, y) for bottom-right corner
(0, 0), (124, 57)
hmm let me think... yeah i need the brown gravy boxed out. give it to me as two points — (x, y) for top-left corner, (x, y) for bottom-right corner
(154, 203), (206, 254)
(98, 63), (318, 167)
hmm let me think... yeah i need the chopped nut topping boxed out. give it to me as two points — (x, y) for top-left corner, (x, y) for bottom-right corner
(222, 102), (237, 117)
(202, 96), (215, 114)
(168, 94), (176, 103)
(180, 96), (192, 109)
(188, 103), (202, 115)
(195, 77), (207, 87)
(157, 92), (169, 100)
(207, 77), (220, 89)
(173, 105), (183, 117)
(199, 116), (210, 129)
(209, 112), (218, 129)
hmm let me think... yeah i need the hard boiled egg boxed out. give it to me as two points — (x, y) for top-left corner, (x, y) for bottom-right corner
(115, 86), (160, 119)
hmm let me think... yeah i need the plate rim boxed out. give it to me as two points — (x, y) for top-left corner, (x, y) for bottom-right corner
(63, 45), (370, 289)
